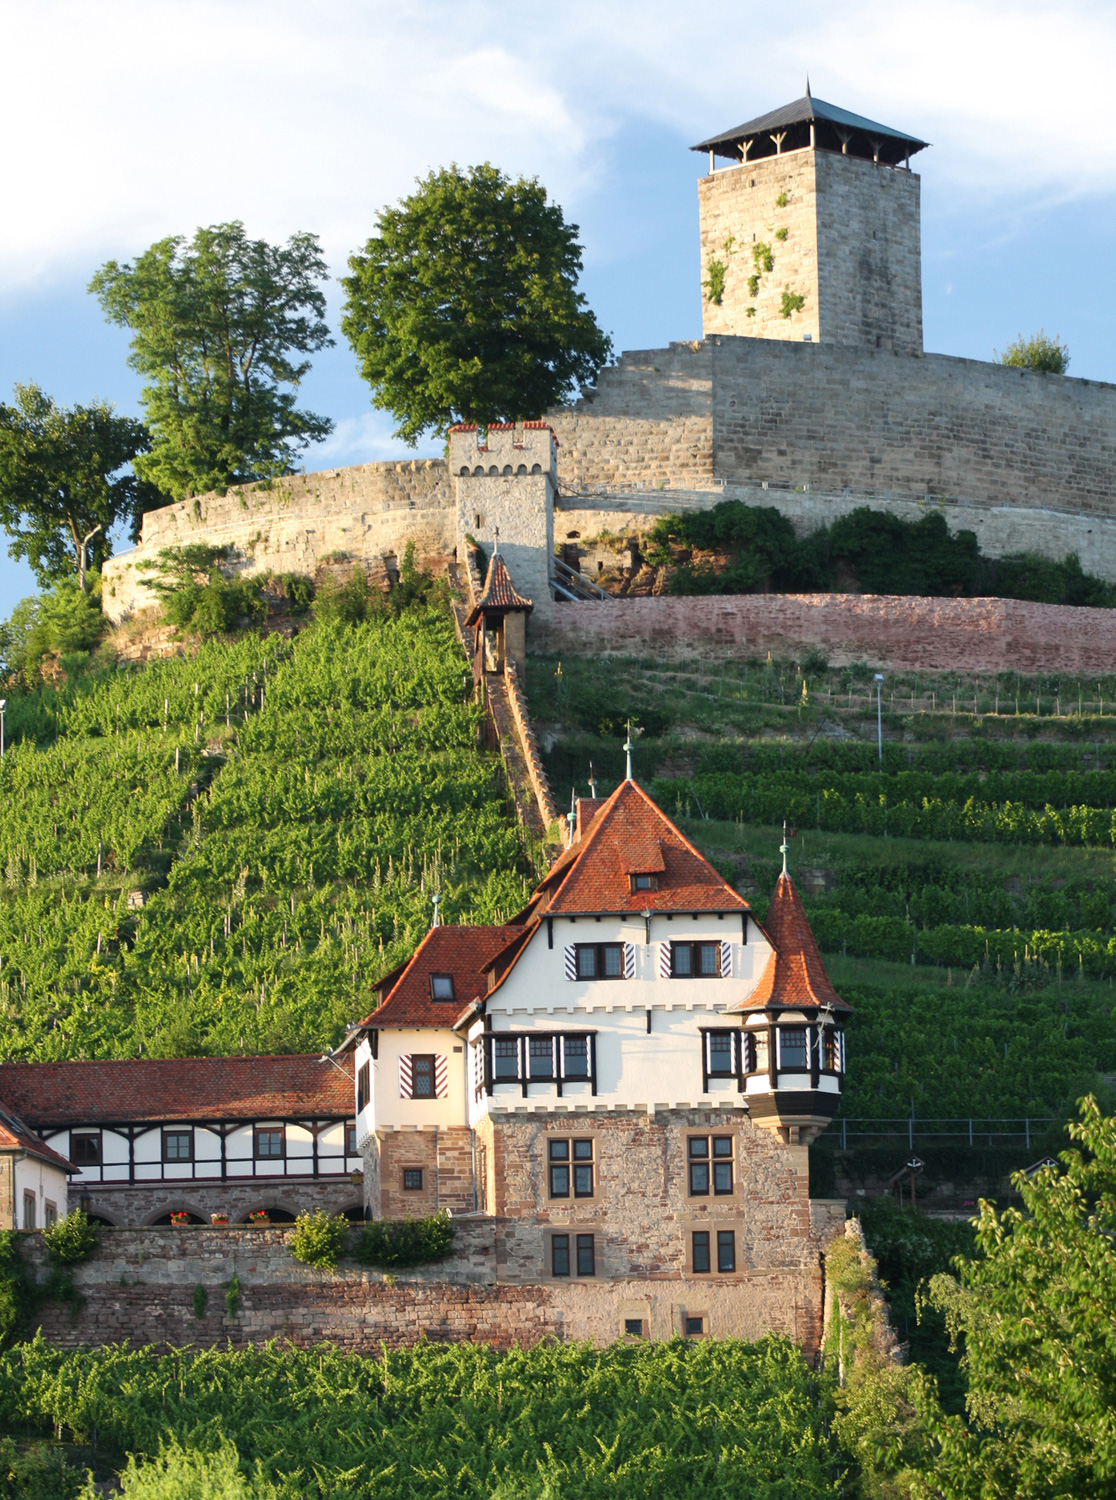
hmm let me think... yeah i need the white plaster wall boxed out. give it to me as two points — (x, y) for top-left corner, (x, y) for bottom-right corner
(371, 1028), (469, 1131)
(14, 1156), (69, 1227)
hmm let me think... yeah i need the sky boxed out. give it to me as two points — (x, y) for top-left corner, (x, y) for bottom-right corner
(2, 0), (1116, 609)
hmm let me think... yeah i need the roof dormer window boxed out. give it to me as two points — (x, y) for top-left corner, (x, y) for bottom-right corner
(430, 974), (455, 1002)
(630, 873), (657, 892)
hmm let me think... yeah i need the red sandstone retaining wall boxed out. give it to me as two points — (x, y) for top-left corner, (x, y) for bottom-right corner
(541, 594), (1116, 673)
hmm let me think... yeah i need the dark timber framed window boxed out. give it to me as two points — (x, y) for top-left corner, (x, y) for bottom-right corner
(548, 1138), (595, 1199)
(356, 1062), (370, 1113)
(69, 1131), (101, 1167)
(430, 973), (455, 1002)
(411, 1054), (436, 1098)
(549, 1232), (596, 1278)
(717, 1230), (737, 1273)
(700, 1029), (746, 1092)
(629, 873), (657, 893)
(692, 1230), (711, 1273)
(575, 943), (624, 980)
(778, 1026), (809, 1071)
(402, 1168), (424, 1191)
(671, 942), (721, 979)
(346, 1124), (358, 1155)
(483, 1033), (597, 1096)
(162, 1129), (193, 1164)
(688, 1135), (734, 1196)
(254, 1126), (285, 1160)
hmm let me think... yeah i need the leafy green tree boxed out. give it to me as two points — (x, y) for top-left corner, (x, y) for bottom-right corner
(90, 223), (333, 502)
(0, 583), (105, 685)
(999, 329), (1069, 374)
(140, 545), (267, 637)
(914, 1096), (1116, 1498)
(0, 384), (151, 590)
(341, 164), (613, 442)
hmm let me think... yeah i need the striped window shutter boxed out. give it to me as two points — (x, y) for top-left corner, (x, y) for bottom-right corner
(435, 1055), (449, 1099)
(398, 1054), (413, 1099)
(658, 942), (672, 979)
(564, 945), (577, 980)
(720, 940), (733, 978)
(623, 943), (636, 979)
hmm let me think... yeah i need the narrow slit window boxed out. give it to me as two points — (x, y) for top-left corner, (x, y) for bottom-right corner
(576, 1234), (596, 1276)
(692, 1231), (711, 1274)
(717, 1230), (736, 1273)
(551, 1234), (570, 1277)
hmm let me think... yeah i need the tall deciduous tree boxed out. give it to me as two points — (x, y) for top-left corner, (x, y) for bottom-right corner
(0, 384), (150, 590)
(914, 1096), (1116, 1498)
(341, 164), (613, 443)
(90, 223), (333, 501)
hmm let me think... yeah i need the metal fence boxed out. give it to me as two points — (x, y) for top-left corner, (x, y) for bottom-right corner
(831, 1117), (1063, 1152)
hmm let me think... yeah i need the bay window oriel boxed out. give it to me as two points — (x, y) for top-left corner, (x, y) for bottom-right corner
(482, 1032), (597, 1096)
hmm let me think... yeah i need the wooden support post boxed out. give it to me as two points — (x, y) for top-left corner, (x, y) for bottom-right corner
(770, 131), (786, 155)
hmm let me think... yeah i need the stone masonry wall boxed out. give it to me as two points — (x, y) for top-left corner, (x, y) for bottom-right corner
(73, 1176), (363, 1229)
(541, 592), (1116, 673)
(697, 153), (820, 343)
(19, 1205), (846, 1353)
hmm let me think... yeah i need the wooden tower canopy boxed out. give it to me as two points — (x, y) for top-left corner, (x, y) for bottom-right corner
(692, 85), (929, 168)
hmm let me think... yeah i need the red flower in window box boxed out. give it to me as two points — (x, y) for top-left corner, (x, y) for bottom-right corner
(247, 1210), (271, 1226)
(169, 1211), (190, 1227)
(210, 1212), (229, 1227)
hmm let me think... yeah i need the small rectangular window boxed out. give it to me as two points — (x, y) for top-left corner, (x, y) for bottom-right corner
(44, 1202), (58, 1229)
(70, 1132), (101, 1166)
(412, 1054), (435, 1097)
(548, 1139), (570, 1198)
(346, 1124), (358, 1155)
(707, 1032), (735, 1077)
(528, 1036), (554, 1080)
(713, 1136), (734, 1195)
(630, 873), (656, 892)
(22, 1192), (35, 1230)
(692, 1231), (711, 1274)
(688, 1136), (710, 1195)
(684, 1315), (705, 1336)
(573, 1139), (594, 1198)
(624, 1317), (645, 1337)
(779, 1027), (809, 1070)
(823, 1029), (841, 1071)
(430, 973), (455, 1001)
(576, 1233), (596, 1276)
(402, 1168), (424, 1191)
(741, 1032), (757, 1073)
(562, 1036), (589, 1078)
(162, 1129), (193, 1163)
(357, 1062), (370, 1112)
(551, 1234), (570, 1277)
(672, 943), (721, 979)
(574, 944), (624, 981)
(492, 1038), (519, 1080)
(254, 1127), (284, 1160)
(717, 1230), (736, 1273)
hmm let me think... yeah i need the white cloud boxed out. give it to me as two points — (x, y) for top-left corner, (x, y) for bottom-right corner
(0, 0), (1112, 290)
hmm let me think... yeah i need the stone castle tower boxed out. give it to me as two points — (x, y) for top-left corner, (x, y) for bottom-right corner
(693, 86), (926, 354)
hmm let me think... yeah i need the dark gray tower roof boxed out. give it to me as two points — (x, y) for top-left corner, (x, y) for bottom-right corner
(692, 86), (928, 167)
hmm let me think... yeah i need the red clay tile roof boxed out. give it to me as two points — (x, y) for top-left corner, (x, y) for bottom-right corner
(360, 925), (523, 1030)
(0, 1103), (77, 1172)
(542, 779), (750, 915)
(0, 1055), (352, 1129)
(464, 553), (533, 625)
(730, 873), (850, 1013)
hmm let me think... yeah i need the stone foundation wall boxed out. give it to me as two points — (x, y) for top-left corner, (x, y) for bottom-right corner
(541, 592), (1116, 673)
(74, 1177), (364, 1228)
(19, 1211), (843, 1353)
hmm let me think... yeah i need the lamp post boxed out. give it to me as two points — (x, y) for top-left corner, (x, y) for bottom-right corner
(0, 699), (6, 762)
(873, 674), (885, 764)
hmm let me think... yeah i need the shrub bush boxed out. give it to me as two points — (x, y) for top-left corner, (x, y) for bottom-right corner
(354, 1212), (456, 1269)
(43, 1209), (98, 1267)
(102, 1439), (277, 1499)
(287, 1210), (350, 1273)
(0, 1437), (84, 1499)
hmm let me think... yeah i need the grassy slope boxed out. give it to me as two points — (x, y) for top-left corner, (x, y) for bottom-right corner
(0, 610), (536, 1062)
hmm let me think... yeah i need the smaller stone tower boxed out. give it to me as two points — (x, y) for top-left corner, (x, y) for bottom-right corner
(692, 86), (927, 353)
(450, 422), (556, 625)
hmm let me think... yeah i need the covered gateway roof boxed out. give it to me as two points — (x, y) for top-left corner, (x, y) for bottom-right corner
(693, 88), (928, 167)
(464, 552), (533, 625)
(0, 1055), (352, 1129)
(730, 872), (850, 1013)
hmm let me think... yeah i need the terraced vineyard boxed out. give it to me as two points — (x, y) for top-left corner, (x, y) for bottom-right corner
(0, 610), (535, 1062)
(529, 652), (1116, 1151)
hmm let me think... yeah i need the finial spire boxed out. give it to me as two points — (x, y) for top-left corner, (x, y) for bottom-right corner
(431, 893), (441, 929)
(588, 761), (597, 799)
(568, 787), (577, 840)
(623, 721), (634, 781)
(780, 820), (789, 877)
(805, 75), (812, 98)
(493, 525), (500, 555)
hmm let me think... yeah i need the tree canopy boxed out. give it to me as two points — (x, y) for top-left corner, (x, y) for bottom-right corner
(341, 164), (613, 443)
(999, 329), (1070, 374)
(0, 383), (150, 590)
(915, 1096), (1116, 1498)
(89, 223), (333, 502)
